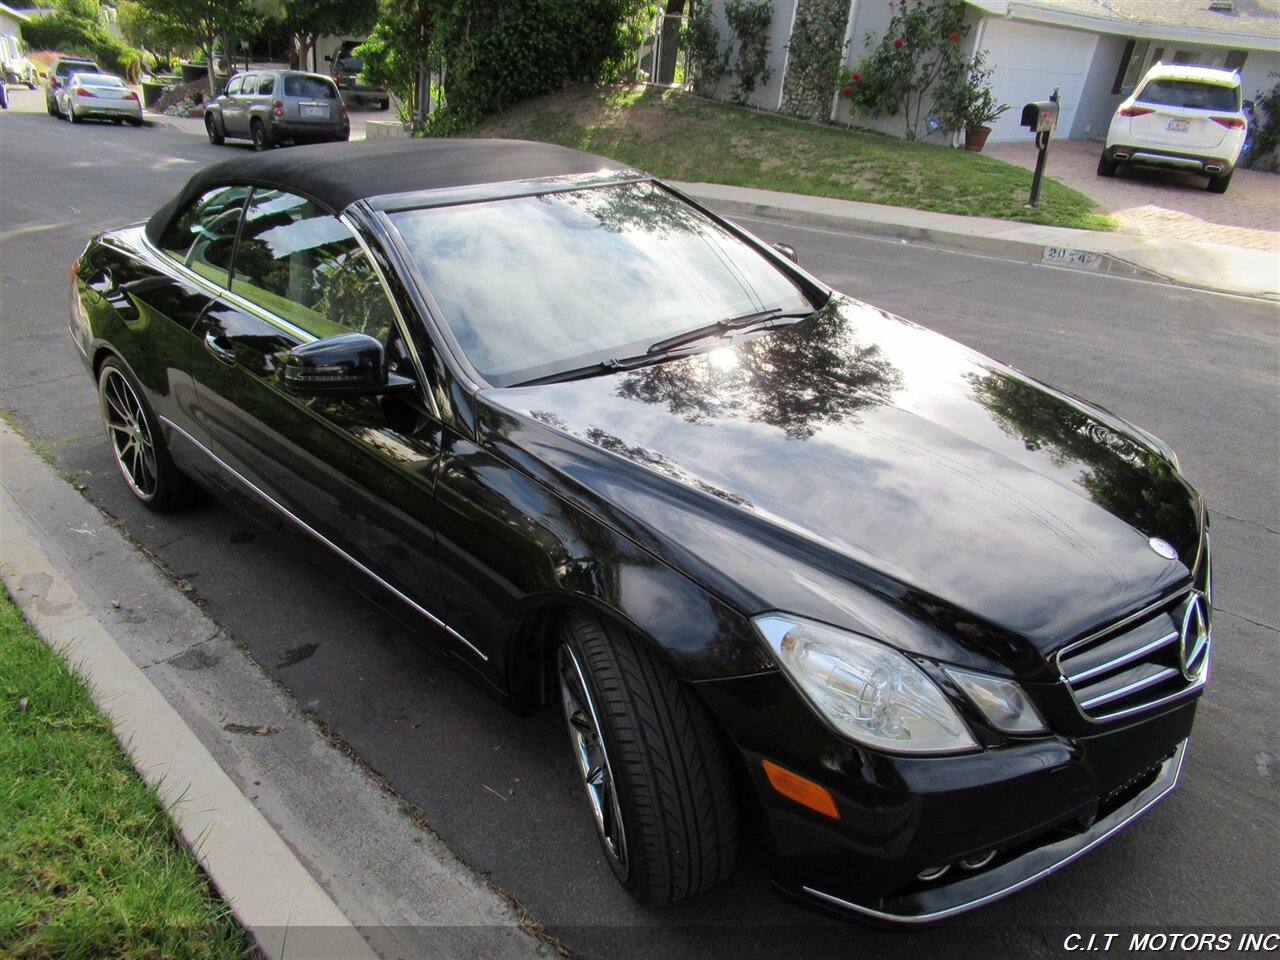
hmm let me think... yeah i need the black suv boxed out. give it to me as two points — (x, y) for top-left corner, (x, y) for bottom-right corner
(325, 40), (388, 110)
(46, 56), (100, 117)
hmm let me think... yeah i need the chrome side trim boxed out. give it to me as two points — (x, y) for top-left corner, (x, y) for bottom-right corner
(1079, 666), (1181, 710)
(801, 740), (1188, 925)
(368, 170), (647, 213)
(1065, 630), (1178, 684)
(139, 232), (318, 346)
(160, 416), (486, 661)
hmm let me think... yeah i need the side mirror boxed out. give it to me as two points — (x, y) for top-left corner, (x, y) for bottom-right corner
(771, 242), (798, 264)
(280, 332), (415, 397)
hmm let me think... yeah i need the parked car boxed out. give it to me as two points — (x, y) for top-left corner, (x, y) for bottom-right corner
(1100, 62), (1247, 193)
(45, 56), (100, 117)
(57, 72), (143, 126)
(71, 139), (1211, 924)
(204, 69), (349, 150)
(324, 39), (389, 110)
(1, 33), (39, 88)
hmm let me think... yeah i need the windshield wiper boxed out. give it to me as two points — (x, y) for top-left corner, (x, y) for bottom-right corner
(646, 307), (812, 355)
(513, 304), (822, 387)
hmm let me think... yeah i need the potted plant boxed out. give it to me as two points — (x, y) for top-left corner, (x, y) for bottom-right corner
(937, 52), (1008, 152)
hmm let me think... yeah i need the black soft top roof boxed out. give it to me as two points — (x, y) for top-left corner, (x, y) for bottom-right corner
(145, 138), (631, 245)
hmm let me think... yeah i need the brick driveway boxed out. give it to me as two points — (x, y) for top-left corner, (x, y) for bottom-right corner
(984, 137), (1280, 252)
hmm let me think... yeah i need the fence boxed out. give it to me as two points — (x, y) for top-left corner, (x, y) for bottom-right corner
(636, 13), (689, 86)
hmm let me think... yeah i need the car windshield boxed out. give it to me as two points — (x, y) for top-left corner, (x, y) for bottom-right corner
(59, 61), (96, 75)
(283, 75), (337, 99)
(390, 181), (814, 386)
(1136, 78), (1239, 111)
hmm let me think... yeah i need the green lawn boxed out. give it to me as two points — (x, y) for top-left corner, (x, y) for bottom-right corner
(471, 84), (1115, 231)
(0, 589), (248, 959)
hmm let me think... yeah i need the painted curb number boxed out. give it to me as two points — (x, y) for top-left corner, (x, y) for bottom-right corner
(1043, 246), (1103, 269)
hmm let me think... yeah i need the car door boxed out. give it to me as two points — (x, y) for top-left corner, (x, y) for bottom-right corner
(185, 187), (461, 657)
(219, 75), (244, 135)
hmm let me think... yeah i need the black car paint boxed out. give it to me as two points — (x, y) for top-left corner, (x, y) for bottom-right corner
(71, 162), (1207, 922)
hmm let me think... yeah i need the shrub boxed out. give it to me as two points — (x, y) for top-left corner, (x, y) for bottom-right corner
(841, 0), (967, 140)
(21, 12), (145, 81)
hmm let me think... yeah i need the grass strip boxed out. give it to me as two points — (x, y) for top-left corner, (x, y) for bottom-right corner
(472, 85), (1115, 231)
(0, 588), (249, 959)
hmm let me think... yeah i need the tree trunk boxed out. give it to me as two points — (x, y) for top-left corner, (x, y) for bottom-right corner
(657, 0), (686, 84)
(205, 35), (217, 96)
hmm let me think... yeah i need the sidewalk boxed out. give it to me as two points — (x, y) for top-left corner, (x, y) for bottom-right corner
(0, 422), (550, 960)
(670, 180), (1280, 300)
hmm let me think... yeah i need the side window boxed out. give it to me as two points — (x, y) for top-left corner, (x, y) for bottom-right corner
(240, 74), (256, 94)
(231, 189), (395, 343)
(258, 74), (275, 95)
(159, 185), (252, 287)
(225, 76), (243, 96)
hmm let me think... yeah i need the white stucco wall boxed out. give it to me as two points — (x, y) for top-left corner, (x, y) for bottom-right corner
(703, 0), (797, 111)
(1069, 33), (1128, 139)
(1239, 49), (1280, 103)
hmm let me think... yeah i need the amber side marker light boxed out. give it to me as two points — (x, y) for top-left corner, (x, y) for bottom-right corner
(762, 759), (840, 819)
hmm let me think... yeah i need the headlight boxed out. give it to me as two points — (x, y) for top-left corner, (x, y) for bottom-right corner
(753, 614), (977, 754)
(944, 668), (1048, 735)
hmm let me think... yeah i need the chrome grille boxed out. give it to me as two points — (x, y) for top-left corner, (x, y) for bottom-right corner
(1059, 590), (1210, 722)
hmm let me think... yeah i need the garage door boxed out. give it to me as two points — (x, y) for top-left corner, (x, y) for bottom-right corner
(977, 18), (1097, 142)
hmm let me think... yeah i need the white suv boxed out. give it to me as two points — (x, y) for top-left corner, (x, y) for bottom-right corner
(1099, 63), (1246, 193)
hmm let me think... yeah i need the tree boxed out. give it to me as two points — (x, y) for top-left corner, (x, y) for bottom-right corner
(137, 0), (258, 91)
(263, 0), (378, 74)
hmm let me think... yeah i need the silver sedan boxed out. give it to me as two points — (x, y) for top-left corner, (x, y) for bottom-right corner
(59, 72), (143, 126)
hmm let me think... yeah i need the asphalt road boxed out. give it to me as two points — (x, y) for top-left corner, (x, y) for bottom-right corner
(2, 90), (1277, 957)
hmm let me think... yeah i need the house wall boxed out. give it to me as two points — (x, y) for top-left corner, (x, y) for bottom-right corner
(0, 11), (25, 37)
(1240, 49), (1280, 103)
(1070, 33), (1128, 139)
(703, 0), (798, 110)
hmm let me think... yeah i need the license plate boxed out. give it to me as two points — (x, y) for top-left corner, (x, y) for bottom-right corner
(302, 104), (329, 118)
(1166, 118), (1189, 133)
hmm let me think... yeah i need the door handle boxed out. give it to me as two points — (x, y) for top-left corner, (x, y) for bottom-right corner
(204, 330), (237, 364)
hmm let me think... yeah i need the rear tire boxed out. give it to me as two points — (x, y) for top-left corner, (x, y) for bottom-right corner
(68, 106), (79, 124)
(378, 97), (389, 111)
(556, 611), (738, 905)
(1207, 170), (1232, 194)
(1097, 153), (1117, 177)
(97, 357), (200, 512)
(205, 113), (224, 144)
(46, 96), (56, 116)
(251, 119), (270, 151)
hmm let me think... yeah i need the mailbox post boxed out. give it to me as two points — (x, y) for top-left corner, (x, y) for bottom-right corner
(1020, 89), (1060, 208)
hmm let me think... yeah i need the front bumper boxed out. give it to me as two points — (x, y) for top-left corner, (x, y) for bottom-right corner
(801, 739), (1186, 923)
(698, 671), (1200, 924)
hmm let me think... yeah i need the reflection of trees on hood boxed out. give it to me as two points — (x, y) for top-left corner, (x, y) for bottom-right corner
(615, 305), (903, 440)
(965, 369), (1195, 542)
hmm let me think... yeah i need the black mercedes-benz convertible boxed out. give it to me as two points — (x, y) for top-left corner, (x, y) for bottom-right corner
(71, 138), (1211, 923)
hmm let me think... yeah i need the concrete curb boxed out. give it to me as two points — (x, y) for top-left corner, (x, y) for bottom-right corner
(0, 428), (378, 960)
(0, 419), (550, 960)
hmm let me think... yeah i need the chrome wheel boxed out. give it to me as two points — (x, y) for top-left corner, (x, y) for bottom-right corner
(99, 366), (159, 501)
(558, 644), (628, 872)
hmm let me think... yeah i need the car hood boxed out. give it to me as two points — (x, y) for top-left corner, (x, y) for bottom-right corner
(479, 298), (1201, 674)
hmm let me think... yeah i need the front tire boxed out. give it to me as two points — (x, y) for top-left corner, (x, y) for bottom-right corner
(97, 357), (199, 511)
(205, 113), (224, 144)
(557, 612), (738, 904)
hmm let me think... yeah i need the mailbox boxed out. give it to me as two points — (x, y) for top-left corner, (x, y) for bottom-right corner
(1021, 100), (1059, 133)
